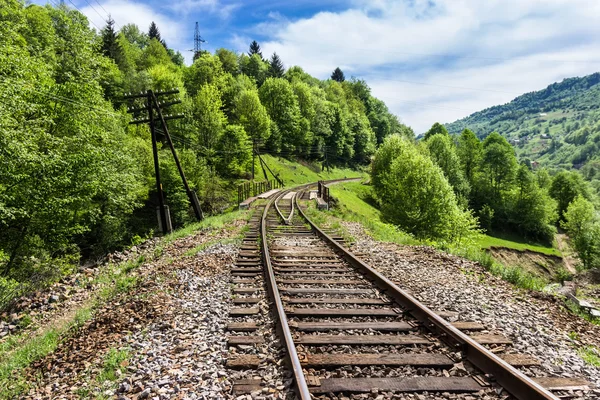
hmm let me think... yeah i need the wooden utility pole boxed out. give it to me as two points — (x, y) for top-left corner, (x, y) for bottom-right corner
(124, 88), (202, 233)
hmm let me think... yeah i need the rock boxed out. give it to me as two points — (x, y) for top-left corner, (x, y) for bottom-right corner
(138, 388), (151, 399)
(48, 295), (59, 303)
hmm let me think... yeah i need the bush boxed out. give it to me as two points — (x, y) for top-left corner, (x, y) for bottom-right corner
(371, 135), (478, 243)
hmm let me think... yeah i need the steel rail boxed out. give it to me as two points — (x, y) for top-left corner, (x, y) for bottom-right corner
(294, 190), (559, 400)
(260, 178), (360, 399)
(261, 188), (311, 400)
(274, 191), (295, 225)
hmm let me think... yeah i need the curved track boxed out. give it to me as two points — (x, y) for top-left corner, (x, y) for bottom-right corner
(259, 181), (561, 400)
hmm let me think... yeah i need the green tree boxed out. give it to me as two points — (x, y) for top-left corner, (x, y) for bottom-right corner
(101, 15), (121, 61)
(562, 196), (600, 269)
(423, 122), (449, 140)
(234, 89), (271, 144)
(138, 38), (173, 70)
(240, 53), (268, 87)
(248, 40), (262, 57)
(215, 125), (251, 177)
(480, 132), (518, 198)
(425, 134), (470, 204)
(456, 128), (482, 186)
(510, 165), (557, 241)
(184, 52), (225, 96)
(148, 21), (163, 46)
(259, 77), (303, 153)
(371, 136), (476, 241)
(331, 67), (345, 82)
(549, 171), (590, 220)
(191, 84), (226, 161)
(269, 52), (285, 78)
(216, 48), (239, 75)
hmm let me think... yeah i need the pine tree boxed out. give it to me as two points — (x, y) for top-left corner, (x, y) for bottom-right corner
(101, 16), (120, 61)
(269, 52), (284, 77)
(248, 40), (262, 58)
(148, 21), (162, 43)
(331, 67), (345, 82)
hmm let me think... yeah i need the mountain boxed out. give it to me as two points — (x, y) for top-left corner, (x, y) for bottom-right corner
(445, 73), (600, 176)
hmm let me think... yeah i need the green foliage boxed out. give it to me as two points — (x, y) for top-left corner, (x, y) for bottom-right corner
(259, 78), (303, 152)
(268, 52), (285, 78)
(234, 89), (271, 143)
(562, 195), (600, 269)
(372, 135), (478, 242)
(98, 348), (129, 382)
(424, 122), (449, 140)
(425, 134), (470, 204)
(331, 67), (345, 82)
(550, 171), (590, 220)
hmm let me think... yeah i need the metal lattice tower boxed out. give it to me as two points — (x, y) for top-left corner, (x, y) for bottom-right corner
(193, 22), (206, 59)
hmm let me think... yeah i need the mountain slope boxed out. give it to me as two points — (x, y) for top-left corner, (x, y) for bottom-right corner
(445, 73), (600, 173)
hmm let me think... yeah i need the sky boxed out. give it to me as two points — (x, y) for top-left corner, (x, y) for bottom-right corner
(37, 0), (600, 133)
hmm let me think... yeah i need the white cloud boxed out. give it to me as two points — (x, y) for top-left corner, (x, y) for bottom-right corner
(81, 0), (185, 45)
(255, 0), (600, 133)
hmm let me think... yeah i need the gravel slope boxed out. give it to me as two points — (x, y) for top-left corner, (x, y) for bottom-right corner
(344, 221), (600, 399)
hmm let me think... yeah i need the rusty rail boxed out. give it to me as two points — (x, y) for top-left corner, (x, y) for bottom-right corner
(293, 190), (559, 400)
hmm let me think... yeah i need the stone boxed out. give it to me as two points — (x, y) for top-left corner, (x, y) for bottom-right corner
(138, 388), (151, 399)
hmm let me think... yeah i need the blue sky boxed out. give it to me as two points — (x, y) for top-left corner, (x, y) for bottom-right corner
(37, 0), (600, 132)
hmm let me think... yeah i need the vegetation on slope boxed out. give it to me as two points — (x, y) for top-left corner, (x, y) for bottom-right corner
(445, 72), (600, 197)
(0, 1), (408, 292)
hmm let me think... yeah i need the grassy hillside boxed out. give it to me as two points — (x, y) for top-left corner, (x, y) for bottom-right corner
(445, 72), (600, 193)
(255, 155), (366, 187)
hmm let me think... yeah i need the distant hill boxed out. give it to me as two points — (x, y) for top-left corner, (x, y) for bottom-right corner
(445, 73), (600, 174)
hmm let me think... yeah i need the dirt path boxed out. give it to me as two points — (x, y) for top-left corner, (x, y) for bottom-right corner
(556, 233), (578, 274)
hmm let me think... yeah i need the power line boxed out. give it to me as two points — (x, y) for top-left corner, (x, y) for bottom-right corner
(65, 0), (102, 31)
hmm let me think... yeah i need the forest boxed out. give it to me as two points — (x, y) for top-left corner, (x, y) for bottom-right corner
(445, 72), (600, 198)
(0, 1), (412, 292)
(372, 123), (600, 271)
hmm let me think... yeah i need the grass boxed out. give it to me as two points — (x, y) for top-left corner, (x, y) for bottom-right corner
(323, 181), (417, 245)
(476, 232), (561, 257)
(259, 154), (366, 187)
(578, 346), (600, 367)
(320, 180), (549, 292)
(98, 347), (129, 382)
(0, 255), (146, 399)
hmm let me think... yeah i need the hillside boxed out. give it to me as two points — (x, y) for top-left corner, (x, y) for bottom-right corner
(445, 73), (600, 177)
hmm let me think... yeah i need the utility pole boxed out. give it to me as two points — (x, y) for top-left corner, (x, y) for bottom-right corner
(124, 88), (202, 233)
(151, 92), (203, 221)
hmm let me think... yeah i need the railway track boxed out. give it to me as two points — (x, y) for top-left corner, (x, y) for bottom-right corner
(227, 180), (590, 399)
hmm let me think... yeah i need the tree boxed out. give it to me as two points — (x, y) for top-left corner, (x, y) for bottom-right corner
(425, 134), (470, 204)
(192, 84), (227, 160)
(510, 165), (557, 241)
(240, 53), (268, 87)
(215, 125), (252, 177)
(216, 48), (239, 75)
(456, 128), (482, 187)
(138, 38), (173, 70)
(480, 132), (518, 198)
(562, 196), (600, 269)
(184, 52), (225, 96)
(234, 89), (271, 144)
(248, 40), (262, 57)
(259, 77), (303, 153)
(424, 122), (449, 140)
(269, 52), (285, 78)
(549, 171), (590, 221)
(371, 135), (477, 242)
(101, 16), (121, 62)
(148, 21), (162, 43)
(331, 67), (345, 82)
